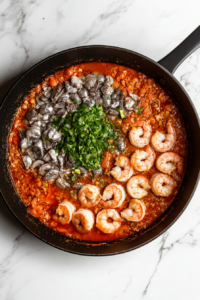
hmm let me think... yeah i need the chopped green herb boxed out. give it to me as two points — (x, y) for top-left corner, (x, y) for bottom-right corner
(36, 175), (39, 179)
(73, 99), (77, 104)
(108, 145), (115, 152)
(43, 182), (48, 187)
(137, 107), (144, 115)
(116, 108), (126, 119)
(71, 175), (76, 182)
(74, 169), (81, 174)
(52, 104), (118, 170)
(119, 109), (126, 119)
(44, 137), (50, 142)
(135, 117), (138, 121)
(107, 96), (111, 100)
(99, 179), (104, 184)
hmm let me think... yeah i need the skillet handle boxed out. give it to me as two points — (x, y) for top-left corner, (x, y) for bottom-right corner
(158, 26), (200, 74)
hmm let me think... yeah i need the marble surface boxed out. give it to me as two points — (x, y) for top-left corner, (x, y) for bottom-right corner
(1, 0), (200, 299)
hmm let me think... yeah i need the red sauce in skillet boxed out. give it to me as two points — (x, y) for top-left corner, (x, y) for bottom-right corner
(8, 63), (188, 241)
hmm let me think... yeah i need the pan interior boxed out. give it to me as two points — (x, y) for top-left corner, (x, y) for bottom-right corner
(0, 46), (199, 255)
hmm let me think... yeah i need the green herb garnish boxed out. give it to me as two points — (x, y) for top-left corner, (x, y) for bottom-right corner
(119, 109), (126, 119)
(74, 169), (81, 174)
(43, 182), (48, 187)
(73, 99), (77, 104)
(107, 96), (111, 100)
(44, 137), (50, 142)
(116, 108), (126, 119)
(137, 107), (144, 115)
(52, 104), (118, 170)
(99, 179), (104, 184)
(71, 175), (76, 182)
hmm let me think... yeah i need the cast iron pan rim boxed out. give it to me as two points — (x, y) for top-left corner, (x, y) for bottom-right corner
(1, 45), (200, 256)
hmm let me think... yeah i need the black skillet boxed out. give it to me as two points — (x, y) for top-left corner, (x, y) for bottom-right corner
(1, 27), (200, 256)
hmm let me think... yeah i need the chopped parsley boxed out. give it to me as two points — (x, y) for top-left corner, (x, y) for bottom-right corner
(73, 99), (81, 105)
(52, 104), (118, 170)
(119, 109), (126, 119)
(99, 179), (104, 184)
(137, 107), (144, 115)
(71, 175), (76, 182)
(43, 182), (48, 187)
(116, 108), (126, 119)
(107, 96), (111, 100)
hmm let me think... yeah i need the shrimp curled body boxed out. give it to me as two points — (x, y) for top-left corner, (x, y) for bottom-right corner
(156, 152), (183, 175)
(72, 209), (94, 233)
(110, 156), (134, 182)
(150, 173), (176, 197)
(121, 199), (146, 222)
(53, 200), (76, 225)
(101, 183), (126, 208)
(126, 175), (150, 199)
(131, 145), (156, 172)
(78, 184), (101, 208)
(151, 122), (176, 152)
(96, 209), (122, 233)
(129, 121), (152, 148)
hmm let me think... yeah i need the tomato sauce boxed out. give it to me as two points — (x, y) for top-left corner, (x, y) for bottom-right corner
(8, 63), (188, 241)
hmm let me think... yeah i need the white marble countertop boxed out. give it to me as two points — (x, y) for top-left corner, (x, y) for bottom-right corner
(1, 0), (200, 299)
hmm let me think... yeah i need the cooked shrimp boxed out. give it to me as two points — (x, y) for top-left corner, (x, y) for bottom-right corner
(110, 156), (134, 182)
(121, 199), (146, 222)
(151, 122), (176, 152)
(150, 173), (177, 197)
(129, 121), (152, 148)
(156, 152), (183, 175)
(96, 209), (122, 233)
(126, 175), (150, 198)
(72, 209), (94, 233)
(53, 200), (76, 225)
(131, 145), (156, 172)
(78, 184), (101, 208)
(101, 183), (126, 208)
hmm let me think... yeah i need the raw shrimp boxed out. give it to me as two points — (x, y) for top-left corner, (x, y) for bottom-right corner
(156, 152), (183, 175)
(150, 173), (177, 197)
(110, 156), (134, 182)
(121, 199), (146, 222)
(126, 175), (150, 198)
(101, 183), (126, 208)
(129, 121), (152, 148)
(78, 184), (101, 208)
(151, 122), (176, 152)
(53, 200), (76, 225)
(96, 209), (122, 233)
(72, 209), (94, 233)
(131, 145), (156, 172)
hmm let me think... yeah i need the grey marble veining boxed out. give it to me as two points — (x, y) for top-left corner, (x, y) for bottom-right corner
(1, 0), (200, 299)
